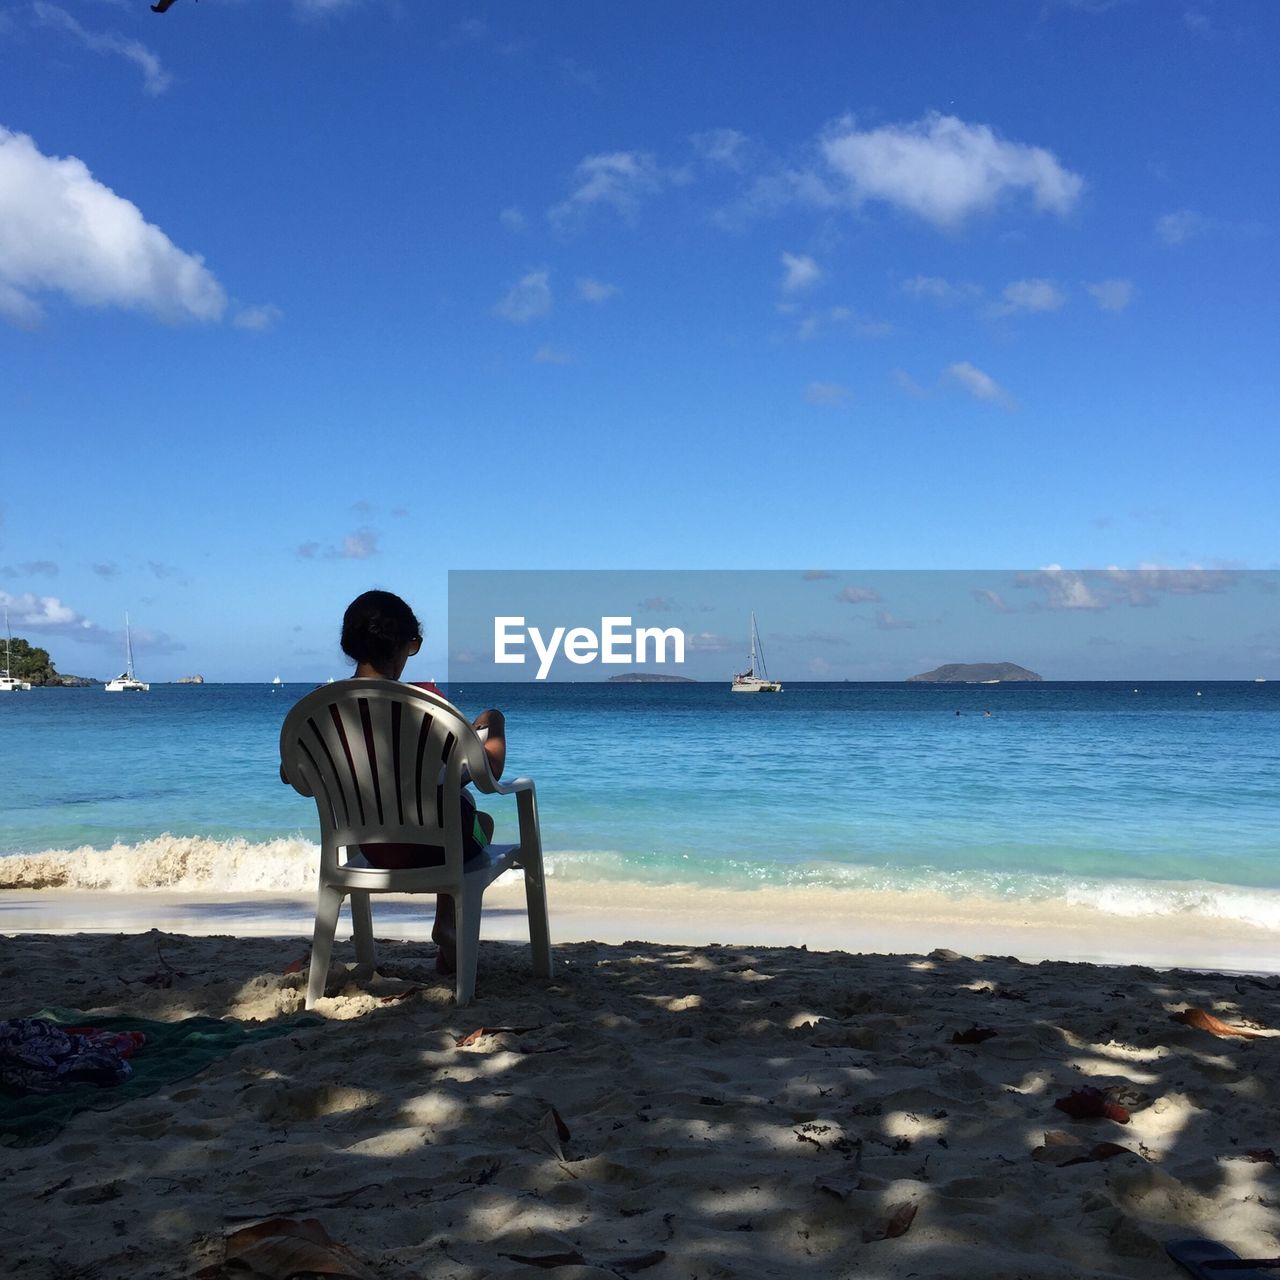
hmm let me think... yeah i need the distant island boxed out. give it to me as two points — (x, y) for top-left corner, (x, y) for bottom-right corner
(907, 662), (1042, 683)
(176, 675), (205, 684)
(607, 672), (698, 684)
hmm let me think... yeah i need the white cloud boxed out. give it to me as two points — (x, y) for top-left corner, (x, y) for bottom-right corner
(533, 345), (573, 365)
(0, 590), (87, 629)
(233, 303), (283, 331)
(499, 206), (526, 232)
(780, 251), (821, 294)
(685, 632), (733, 652)
(0, 128), (227, 326)
(946, 361), (1017, 409)
(1086, 278), (1134, 311)
(803, 381), (849, 406)
(34, 3), (172, 95)
(820, 112), (1084, 229)
(839, 585), (882, 605)
(1019, 566), (1105, 610)
(297, 528), (379, 560)
(901, 274), (981, 305)
(690, 128), (750, 171)
(337, 529), (377, 559)
(875, 609), (914, 630)
(1156, 209), (1210, 245)
(549, 151), (663, 227)
(576, 277), (620, 303)
(1102, 566), (1234, 605)
(293, 0), (363, 16)
(992, 277), (1066, 315)
(893, 369), (931, 398)
(494, 269), (552, 323)
(972, 587), (1013, 614)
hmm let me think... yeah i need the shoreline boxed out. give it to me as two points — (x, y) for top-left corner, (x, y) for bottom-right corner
(4, 877), (1277, 974)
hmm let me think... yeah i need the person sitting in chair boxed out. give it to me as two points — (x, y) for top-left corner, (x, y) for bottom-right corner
(284, 589), (507, 974)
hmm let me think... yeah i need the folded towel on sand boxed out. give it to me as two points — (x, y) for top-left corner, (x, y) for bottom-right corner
(0, 1018), (143, 1094)
(0, 1007), (319, 1148)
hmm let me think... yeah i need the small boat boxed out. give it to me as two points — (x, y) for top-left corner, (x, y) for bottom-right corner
(731, 613), (782, 693)
(272, 676), (284, 685)
(104, 613), (149, 692)
(1, 608), (32, 692)
(1256, 677), (1267, 683)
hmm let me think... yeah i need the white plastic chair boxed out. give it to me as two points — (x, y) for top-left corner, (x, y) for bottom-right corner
(279, 678), (552, 1007)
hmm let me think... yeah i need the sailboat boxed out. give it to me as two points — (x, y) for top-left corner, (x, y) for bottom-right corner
(731, 612), (782, 693)
(1, 608), (33, 692)
(104, 613), (150, 692)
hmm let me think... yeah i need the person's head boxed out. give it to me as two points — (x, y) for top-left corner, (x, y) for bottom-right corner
(341, 590), (422, 679)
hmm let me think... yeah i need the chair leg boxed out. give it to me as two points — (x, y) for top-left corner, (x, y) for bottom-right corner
(454, 887), (485, 1006)
(350, 891), (375, 974)
(307, 883), (345, 1010)
(517, 789), (553, 979)
(523, 863), (553, 979)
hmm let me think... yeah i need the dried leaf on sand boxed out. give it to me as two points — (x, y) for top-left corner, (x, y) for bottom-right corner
(194, 1217), (375, 1279)
(1053, 1087), (1130, 1124)
(456, 1025), (542, 1046)
(862, 1200), (917, 1243)
(1032, 1132), (1138, 1166)
(1170, 1007), (1266, 1038)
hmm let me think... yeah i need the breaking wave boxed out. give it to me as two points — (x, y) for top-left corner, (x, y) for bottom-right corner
(0, 835), (320, 894)
(3, 838), (1279, 931)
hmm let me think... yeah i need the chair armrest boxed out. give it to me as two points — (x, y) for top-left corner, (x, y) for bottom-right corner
(483, 775), (535, 797)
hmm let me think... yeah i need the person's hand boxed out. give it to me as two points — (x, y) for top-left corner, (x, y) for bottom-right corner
(472, 709), (506, 778)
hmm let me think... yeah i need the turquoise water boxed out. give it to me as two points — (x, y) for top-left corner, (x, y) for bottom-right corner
(2, 681), (1277, 921)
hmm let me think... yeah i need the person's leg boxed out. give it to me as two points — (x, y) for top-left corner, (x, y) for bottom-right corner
(433, 894), (457, 975)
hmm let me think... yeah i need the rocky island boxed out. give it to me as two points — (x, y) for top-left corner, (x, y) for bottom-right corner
(907, 662), (1042, 683)
(176, 675), (205, 684)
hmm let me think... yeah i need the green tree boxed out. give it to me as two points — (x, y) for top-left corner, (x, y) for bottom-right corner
(6, 636), (58, 685)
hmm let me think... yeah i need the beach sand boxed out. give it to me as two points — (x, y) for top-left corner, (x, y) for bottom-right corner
(3, 913), (1279, 1278)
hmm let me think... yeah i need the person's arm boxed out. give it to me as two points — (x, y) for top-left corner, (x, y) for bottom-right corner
(472, 708), (506, 779)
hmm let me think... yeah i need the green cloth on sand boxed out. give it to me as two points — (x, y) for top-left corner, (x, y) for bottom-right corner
(1, 1006), (321, 1148)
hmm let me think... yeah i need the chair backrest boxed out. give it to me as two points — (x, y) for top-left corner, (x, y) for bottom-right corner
(280, 679), (489, 871)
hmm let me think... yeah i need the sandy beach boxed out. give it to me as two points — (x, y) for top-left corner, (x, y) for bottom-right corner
(3, 909), (1279, 1278)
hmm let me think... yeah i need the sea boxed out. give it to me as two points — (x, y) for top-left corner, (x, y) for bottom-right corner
(1, 680), (1278, 930)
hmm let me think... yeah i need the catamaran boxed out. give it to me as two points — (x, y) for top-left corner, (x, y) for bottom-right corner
(731, 612), (782, 693)
(1, 608), (32, 693)
(104, 614), (149, 693)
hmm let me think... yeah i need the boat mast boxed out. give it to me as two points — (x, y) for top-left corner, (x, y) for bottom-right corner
(125, 612), (135, 679)
(749, 611), (759, 676)
(753, 613), (769, 681)
(4, 606), (10, 677)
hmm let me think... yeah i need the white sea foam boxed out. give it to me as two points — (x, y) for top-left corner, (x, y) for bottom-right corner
(1062, 880), (1280, 930)
(0, 835), (320, 894)
(3, 840), (1279, 932)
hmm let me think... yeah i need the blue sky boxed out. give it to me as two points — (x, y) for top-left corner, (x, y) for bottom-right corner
(450, 570), (1280, 681)
(0, 0), (1276, 680)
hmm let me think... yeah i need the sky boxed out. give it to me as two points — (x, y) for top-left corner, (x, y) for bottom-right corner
(0, 0), (1276, 681)
(449, 570), (1280, 681)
